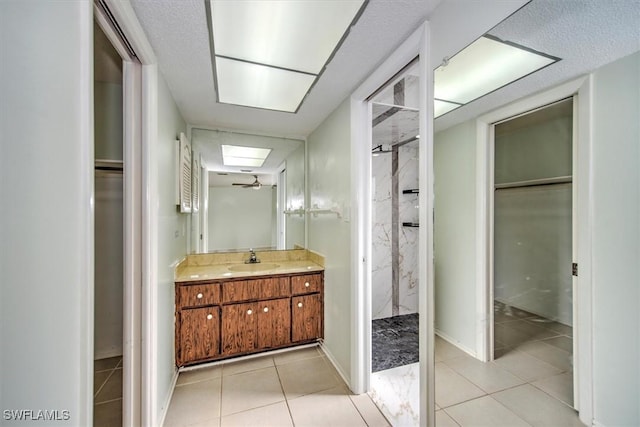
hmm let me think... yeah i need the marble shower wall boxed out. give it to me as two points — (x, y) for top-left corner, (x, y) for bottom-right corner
(372, 153), (393, 319)
(398, 141), (419, 315)
(371, 140), (419, 320)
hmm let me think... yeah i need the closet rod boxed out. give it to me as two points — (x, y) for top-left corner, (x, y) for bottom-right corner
(95, 159), (124, 174)
(495, 175), (572, 190)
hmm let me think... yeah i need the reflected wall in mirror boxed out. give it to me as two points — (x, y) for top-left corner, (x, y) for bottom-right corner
(190, 128), (305, 253)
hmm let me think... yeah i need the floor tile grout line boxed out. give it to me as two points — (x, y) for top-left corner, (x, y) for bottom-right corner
(220, 398), (289, 419)
(273, 359), (297, 427)
(439, 406), (463, 427)
(94, 396), (123, 406)
(484, 393), (535, 427)
(348, 395), (381, 427)
(495, 345), (572, 375)
(439, 357), (571, 411)
(94, 367), (116, 399)
(528, 378), (576, 410)
(217, 366), (223, 422)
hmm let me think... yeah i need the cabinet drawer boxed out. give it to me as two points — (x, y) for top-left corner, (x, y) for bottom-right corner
(178, 283), (220, 308)
(222, 277), (290, 303)
(291, 274), (322, 295)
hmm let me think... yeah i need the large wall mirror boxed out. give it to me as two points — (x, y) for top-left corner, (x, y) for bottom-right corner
(190, 128), (305, 254)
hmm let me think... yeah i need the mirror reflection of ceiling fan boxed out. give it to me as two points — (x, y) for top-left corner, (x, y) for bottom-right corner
(232, 174), (262, 189)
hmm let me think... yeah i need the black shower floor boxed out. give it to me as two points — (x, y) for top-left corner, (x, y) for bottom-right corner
(372, 313), (419, 372)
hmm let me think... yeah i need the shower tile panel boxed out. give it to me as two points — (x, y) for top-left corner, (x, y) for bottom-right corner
(398, 142), (419, 315)
(371, 106), (419, 145)
(372, 154), (393, 319)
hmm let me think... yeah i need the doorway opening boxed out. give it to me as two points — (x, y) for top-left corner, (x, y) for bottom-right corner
(93, 2), (146, 424)
(491, 98), (576, 408)
(93, 19), (125, 425)
(367, 59), (422, 426)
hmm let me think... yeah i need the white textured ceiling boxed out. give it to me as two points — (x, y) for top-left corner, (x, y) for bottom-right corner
(129, 0), (639, 138)
(435, 0), (640, 131)
(130, 0), (443, 137)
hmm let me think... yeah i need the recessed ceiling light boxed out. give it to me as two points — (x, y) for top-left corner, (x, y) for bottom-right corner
(208, 0), (367, 112)
(221, 145), (271, 168)
(434, 35), (559, 118)
(215, 56), (316, 112)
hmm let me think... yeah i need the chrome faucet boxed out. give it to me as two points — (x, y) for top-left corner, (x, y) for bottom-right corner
(245, 248), (260, 264)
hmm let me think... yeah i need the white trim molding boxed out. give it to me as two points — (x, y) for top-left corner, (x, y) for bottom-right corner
(349, 23), (424, 396)
(475, 76), (593, 425)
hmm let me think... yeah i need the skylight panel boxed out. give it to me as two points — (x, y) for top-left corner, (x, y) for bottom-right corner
(215, 57), (316, 113)
(221, 144), (271, 168)
(434, 36), (559, 117)
(209, 0), (367, 112)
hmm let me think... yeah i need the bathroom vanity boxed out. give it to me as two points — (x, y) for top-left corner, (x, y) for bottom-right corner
(174, 249), (324, 367)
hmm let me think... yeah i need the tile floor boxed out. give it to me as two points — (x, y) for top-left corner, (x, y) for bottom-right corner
(370, 303), (581, 426)
(94, 355), (123, 427)
(94, 305), (581, 427)
(164, 345), (391, 427)
(435, 303), (580, 426)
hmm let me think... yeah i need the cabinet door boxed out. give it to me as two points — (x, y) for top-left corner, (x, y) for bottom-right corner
(257, 298), (291, 350)
(221, 303), (257, 355)
(291, 294), (322, 342)
(179, 307), (220, 363)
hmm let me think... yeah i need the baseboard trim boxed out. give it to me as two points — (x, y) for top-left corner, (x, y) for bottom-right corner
(319, 341), (352, 391)
(157, 368), (179, 427)
(435, 329), (477, 358)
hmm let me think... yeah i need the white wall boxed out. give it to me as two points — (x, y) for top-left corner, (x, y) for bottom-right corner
(433, 52), (640, 425)
(494, 184), (573, 325)
(208, 186), (274, 251)
(0, 2), (93, 425)
(94, 174), (124, 359)
(285, 144), (306, 249)
(307, 99), (353, 381)
(155, 72), (188, 419)
(590, 51), (639, 427)
(94, 44), (124, 359)
(433, 120), (478, 352)
(493, 106), (573, 325)
(95, 82), (124, 161)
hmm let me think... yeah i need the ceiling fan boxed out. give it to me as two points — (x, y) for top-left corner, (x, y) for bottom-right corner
(232, 174), (262, 189)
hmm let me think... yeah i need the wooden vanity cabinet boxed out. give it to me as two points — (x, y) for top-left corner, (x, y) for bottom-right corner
(175, 271), (323, 367)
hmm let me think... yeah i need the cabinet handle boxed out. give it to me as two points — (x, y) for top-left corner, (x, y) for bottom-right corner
(196, 293), (203, 299)
(304, 282), (310, 287)
(206, 314), (213, 320)
(297, 302), (303, 308)
(247, 309), (253, 315)
(263, 307), (269, 313)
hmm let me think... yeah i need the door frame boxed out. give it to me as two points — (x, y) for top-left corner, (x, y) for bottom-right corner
(95, 1), (158, 425)
(475, 76), (594, 425)
(350, 21), (434, 426)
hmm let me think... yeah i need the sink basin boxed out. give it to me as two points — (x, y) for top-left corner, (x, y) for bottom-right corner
(227, 263), (280, 273)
